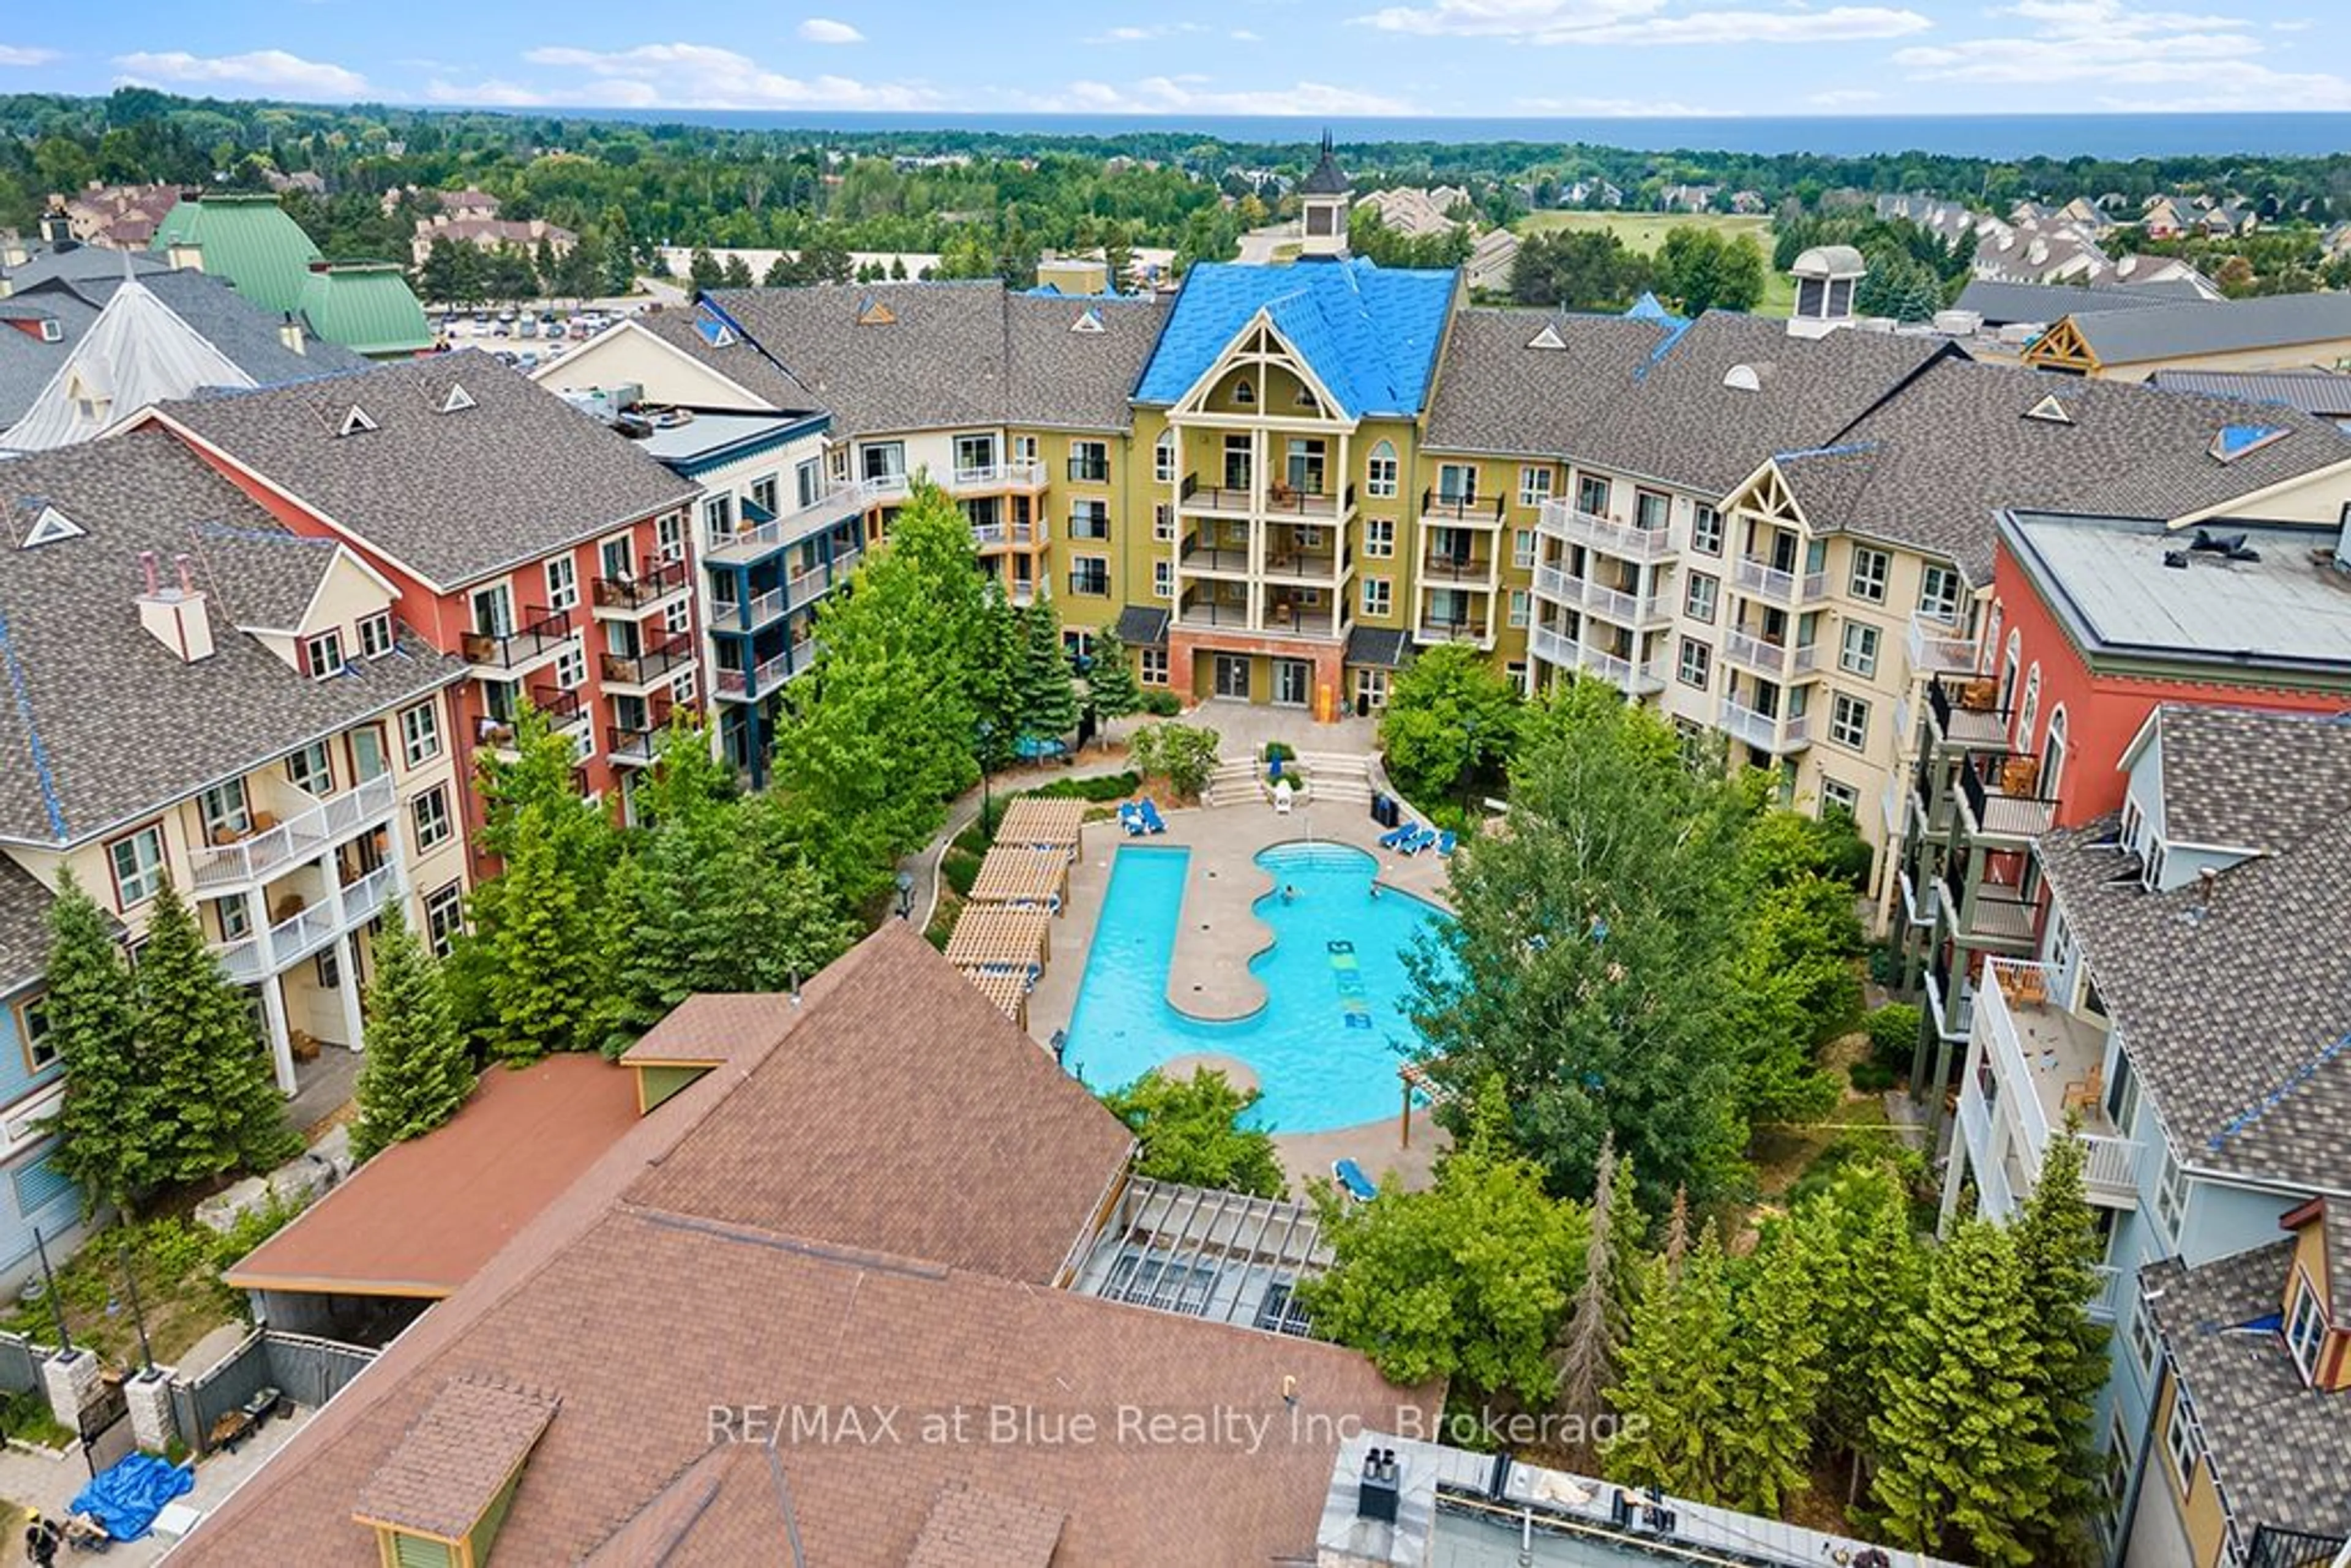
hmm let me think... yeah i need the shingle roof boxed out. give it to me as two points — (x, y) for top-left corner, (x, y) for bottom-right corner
(2151, 369), (2351, 419)
(3, 274), (260, 452)
(0, 244), (170, 295)
(148, 194), (326, 316)
(173, 925), (1436, 1567)
(0, 858), (58, 996)
(0, 427), (467, 847)
(2151, 707), (2351, 851)
(1133, 258), (1455, 419)
(2068, 292), (2351, 368)
(138, 271), (366, 380)
(1422, 309), (1669, 456)
(906, 1480), (1066, 1567)
(2036, 816), (2351, 1193)
(703, 282), (1163, 436)
(157, 351), (700, 590)
(351, 1378), (558, 1539)
(2142, 1240), (2351, 1541)
(1952, 278), (2189, 326)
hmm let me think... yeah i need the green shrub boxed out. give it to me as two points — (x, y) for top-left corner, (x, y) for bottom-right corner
(1131, 723), (1221, 798)
(1263, 741), (1295, 764)
(1865, 941), (1902, 987)
(1141, 691), (1182, 717)
(1022, 771), (1139, 805)
(942, 849), (982, 898)
(1864, 1003), (1922, 1073)
(1848, 1060), (1897, 1093)
(1, 1387), (70, 1450)
(952, 822), (992, 858)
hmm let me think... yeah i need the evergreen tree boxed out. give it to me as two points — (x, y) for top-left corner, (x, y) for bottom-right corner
(1603, 1222), (1737, 1503)
(688, 244), (723, 292)
(1085, 626), (1146, 730)
(1870, 1219), (2054, 1566)
(889, 256), (909, 280)
(1722, 1220), (1828, 1515)
(1014, 593), (1082, 746)
(478, 822), (601, 1061)
(2013, 1129), (2113, 1562)
(721, 253), (756, 288)
(1551, 1136), (1634, 1468)
(135, 880), (298, 1183)
(763, 253), (797, 287)
(350, 909), (473, 1163)
(42, 869), (158, 1214)
(1797, 1161), (1926, 1498)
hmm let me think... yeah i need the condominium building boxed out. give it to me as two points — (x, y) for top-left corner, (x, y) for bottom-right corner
(0, 428), (473, 1284)
(128, 352), (703, 845)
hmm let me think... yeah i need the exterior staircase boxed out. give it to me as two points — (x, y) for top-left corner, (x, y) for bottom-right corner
(1201, 751), (1376, 809)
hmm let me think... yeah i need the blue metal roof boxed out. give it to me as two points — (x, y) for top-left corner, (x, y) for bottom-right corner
(1131, 258), (1456, 419)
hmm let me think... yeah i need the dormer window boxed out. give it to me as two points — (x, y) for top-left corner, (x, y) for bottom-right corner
(337, 404), (377, 438)
(37, 320), (61, 344)
(358, 610), (394, 659)
(302, 628), (346, 680)
(2285, 1273), (2328, 1384)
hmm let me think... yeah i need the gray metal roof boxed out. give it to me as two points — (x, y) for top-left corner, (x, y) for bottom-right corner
(2037, 817), (2351, 1194)
(160, 350), (701, 590)
(2151, 368), (2351, 419)
(0, 243), (170, 295)
(633, 409), (807, 465)
(2151, 706), (2351, 851)
(0, 427), (467, 847)
(1952, 278), (2186, 326)
(2142, 1240), (2351, 1542)
(2001, 512), (2351, 670)
(2071, 292), (2351, 367)
(1344, 625), (1412, 669)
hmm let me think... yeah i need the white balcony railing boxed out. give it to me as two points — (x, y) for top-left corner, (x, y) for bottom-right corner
(1730, 556), (1829, 606)
(1577, 643), (1668, 694)
(1907, 612), (1979, 677)
(1977, 958), (2143, 1203)
(1529, 623), (1576, 667)
(950, 460), (1048, 492)
(214, 886), (361, 985)
(705, 478), (879, 565)
(972, 518), (1049, 549)
(1717, 698), (1811, 753)
(1537, 500), (1676, 561)
(190, 774), (399, 891)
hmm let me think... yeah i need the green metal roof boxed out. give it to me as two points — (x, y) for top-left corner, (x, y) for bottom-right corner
(149, 194), (324, 316)
(296, 263), (433, 358)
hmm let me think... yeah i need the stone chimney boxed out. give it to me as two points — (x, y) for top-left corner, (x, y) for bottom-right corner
(135, 551), (216, 664)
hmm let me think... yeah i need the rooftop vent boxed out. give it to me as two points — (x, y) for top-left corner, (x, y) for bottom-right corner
(1525, 322), (1566, 351)
(335, 403), (377, 438)
(1071, 307), (1104, 334)
(18, 502), (82, 549)
(1356, 1447), (1401, 1525)
(2188, 528), (2262, 563)
(1723, 363), (1763, 392)
(2024, 393), (2072, 425)
(2163, 550), (2190, 569)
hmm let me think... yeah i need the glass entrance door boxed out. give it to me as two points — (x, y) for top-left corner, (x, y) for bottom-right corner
(1213, 654), (1251, 699)
(1273, 659), (1311, 707)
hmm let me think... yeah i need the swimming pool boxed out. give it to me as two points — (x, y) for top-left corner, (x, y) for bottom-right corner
(1060, 841), (1455, 1134)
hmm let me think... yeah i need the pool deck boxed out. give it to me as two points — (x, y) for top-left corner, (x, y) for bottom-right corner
(1026, 789), (1457, 1193)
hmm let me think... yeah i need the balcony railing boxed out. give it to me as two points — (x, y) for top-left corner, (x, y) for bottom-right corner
(1925, 674), (2014, 751)
(1067, 511), (1112, 541)
(1420, 552), (1495, 583)
(1940, 857), (2038, 947)
(190, 773), (399, 890)
(1907, 612), (1978, 677)
(1958, 751), (2059, 844)
(1420, 489), (1505, 525)
(949, 460), (1048, 493)
(705, 479), (879, 565)
(1575, 643), (1668, 695)
(1175, 599), (1337, 639)
(1067, 456), (1110, 485)
(1899, 865), (1939, 927)
(1729, 556), (1829, 607)
(461, 606), (571, 672)
(972, 517), (1049, 550)
(600, 633), (694, 689)
(1880, 775), (1905, 837)
(528, 683), (587, 733)
(1174, 474), (1348, 519)
(1925, 953), (1975, 1042)
(713, 640), (816, 702)
(1976, 959), (2141, 1203)
(1537, 498), (1674, 561)
(1415, 617), (1492, 647)
(1529, 623), (1576, 667)
(214, 861), (399, 985)
(1717, 697), (1812, 754)
(591, 557), (689, 613)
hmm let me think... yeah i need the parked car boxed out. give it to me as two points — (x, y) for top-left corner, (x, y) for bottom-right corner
(546, 322), (567, 339)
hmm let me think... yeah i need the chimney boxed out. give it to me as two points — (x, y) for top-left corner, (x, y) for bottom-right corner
(1355, 1446), (1401, 1525)
(278, 314), (306, 356)
(0, 231), (25, 272)
(136, 551), (216, 664)
(36, 211), (72, 247)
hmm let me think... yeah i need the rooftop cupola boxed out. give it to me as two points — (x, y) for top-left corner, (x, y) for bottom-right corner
(1299, 130), (1351, 261)
(1787, 244), (1865, 339)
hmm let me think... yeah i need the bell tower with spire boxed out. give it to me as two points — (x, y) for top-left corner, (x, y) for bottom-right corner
(1297, 130), (1351, 261)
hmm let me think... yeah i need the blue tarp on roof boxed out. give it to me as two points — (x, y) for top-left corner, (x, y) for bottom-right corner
(1131, 258), (1455, 418)
(1624, 291), (1688, 330)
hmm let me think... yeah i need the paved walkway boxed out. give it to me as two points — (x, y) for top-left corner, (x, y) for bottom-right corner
(0, 1403), (314, 1562)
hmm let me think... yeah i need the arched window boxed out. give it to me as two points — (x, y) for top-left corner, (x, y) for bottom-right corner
(1366, 439), (1398, 499)
(1998, 629), (2022, 710)
(2041, 703), (2069, 803)
(2016, 662), (2042, 756)
(1153, 429), (1175, 485)
(1981, 601), (2003, 678)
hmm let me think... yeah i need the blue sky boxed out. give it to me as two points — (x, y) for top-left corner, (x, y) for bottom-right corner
(1, 0), (2346, 118)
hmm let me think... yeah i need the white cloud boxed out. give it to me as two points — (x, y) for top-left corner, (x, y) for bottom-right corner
(0, 45), (58, 67)
(1514, 95), (1741, 113)
(111, 48), (369, 98)
(1893, 0), (2351, 107)
(423, 77), (553, 106)
(1230, 28), (1264, 40)
(1807, 86), (1884, 105)
(1044, 76), (1417, 114)
(1352, 0), (1930, 45)
(1086, 22), (1209, 42)
(797, 18), (865, 44)
(516, 43), (940, 109)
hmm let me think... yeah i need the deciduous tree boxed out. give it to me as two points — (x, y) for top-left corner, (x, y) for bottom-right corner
(1098, 1068), (1284, 1198)
(1376, 643), (1519, 812)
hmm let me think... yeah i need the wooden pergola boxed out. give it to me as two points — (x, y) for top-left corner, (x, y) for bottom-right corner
(945, 904), (1052, 978)
(995, 798), (1088, 863)
(962, 968), (1030, 1030)
(969, 845), (1070, 915)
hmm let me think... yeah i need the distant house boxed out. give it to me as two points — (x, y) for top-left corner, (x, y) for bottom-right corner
(1661, 182), (1720, 212)
(1352, 186), (1470, 238)
(1464, 228), (1520, 294)
(51, 181), (183, 249)
(1728, 189), (1768, 215)
(1563, 178), (1622, 209)
(410, 214), (578, 268)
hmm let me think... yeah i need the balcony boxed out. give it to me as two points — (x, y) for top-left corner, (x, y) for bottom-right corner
(1910, 756), (1956, 842)
(972, 517), (1049, 553)
(190, 773), (399, 891)
(705, 479), (878, 566)
(591, 557), (690, 618)
(214, 861), (400, 985)
(1723, 629), (1824, 680)
(599, 633), (694, 692)
(1573, 642), (1668, 696)
(1176, 598), (1337, 640)
(1729, 555), (1829, 607)
(1529, 623), (1576, 667)
(1415, 615), (1493, 650)
(1924, 954), (1975, 1043)
(1419, 550), (1496, 585)
(1179, 537), (1250, 577)
(1717, 697), (1812, 755)
(1420, 489), (1506, 527)
(1907, 612), (1979, 678)
(1176, 474), (1349, 520)
(1264, 540), (1347, 582)
(1537, 498), (1674, 562)
(713, 639), (817, 702)
(1940, 857), (2039, 948)
(1959, 751), (2058, 845)
(1576, 576), (1673, 631)
(1976, 959), (2140, 1206)
(461, 606), (571, 677)
(1899, 865), (1939, 927)
(1880, 774), (1905, 838)
(1924, 675), (2014, 752)
(948, 460), (1048, 495)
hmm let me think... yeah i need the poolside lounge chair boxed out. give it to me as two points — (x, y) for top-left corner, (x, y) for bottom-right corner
(1435, 830), (1457, 857)
(1333, 1158), (1378, 1202)
(1138, 800), (1168, 834)
(1400, 826), (1438, 855)
(1119, 801), (1147, 837)
(1273, 779), (1294, 815)
(1377, 823), (1414, 850)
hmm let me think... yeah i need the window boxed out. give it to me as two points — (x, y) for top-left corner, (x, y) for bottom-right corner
(301, 628), (345, 680)
(555, 643), (587, 691)
(358, 611), (394, 659)
(1153, 504), (1174, 542)
(1840, 622), (1880, 678)
(1070, 557), (1109, 596)
(1437, 463), (1477, 505)
(860, 441), (906, 483)
(1152, 430), (1175, 484)
(400, 700), (442, 767)
(702, 494), (734, 539)
(1849, 546), (1891, 604)
(1507, 661), (1530, 697)
(1367, 441), (1398, 498)
(1152, 560), (1172, 599)
(470, 582), (514, 639)
(2286, 1275), (2328, 1384)
(1512, 528), (1535, 569)
(1139, 647), (1169, 686)
(1362, 577), (1392, 617)
(1678, 638), (1711, 689)
(1574, 474), (1610, 517)
(1919, 563), (1963, 622)
(664, 599), (691, 637)
(411, 786), (454, 852)
(109, 824), (167, 908)
(2130, 1294), (2161, 1378)
(1519, 468), (1553, 508)
(672, 665), (697, 705)
(2155, 1144), (2189, 1242)
(15, 995), (54, 1073)
(349, 726), (390, 784)
(1634, 490), (1670, 535)
(1829, 692), (1870, 751)
(1691, 504), (1723, 555)
(545, 555), (579, 610)
(1230, 377), (1255, 406)
(2164, 1387), (2201, 1491)
(1509, 589), (1531, 628)
(285, 740), (334, 797)
(423, 882), (465, 958)
(658, 511), (687, 562)
(1069, 440), (1109, 484)
(1070, 500), (1111, 540)
(1820, 778), (1859, 819)
(1684, 573), (1718, 624)
(2017, 663), (2043, 754)
(1363, 519), (1395, 558)
(748, 475), (779, 518)
(599, 536), (632, 585)
(953, 433), (997, 476)
(198, 779), (252, 841)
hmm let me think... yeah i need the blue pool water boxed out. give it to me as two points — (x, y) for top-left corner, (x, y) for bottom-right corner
(1062, 842), (1455, 1134)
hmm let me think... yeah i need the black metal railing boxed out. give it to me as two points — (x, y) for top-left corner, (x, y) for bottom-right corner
(1420, 488), (1505, 523)
(1067, 456), (1110, 484)
(591, 555), (688, 609)
(461, 605), (571, 669)
(527, 683), (584, 728)
(599, 632), (693, 686)
(2246, 1526), (2349, 1568)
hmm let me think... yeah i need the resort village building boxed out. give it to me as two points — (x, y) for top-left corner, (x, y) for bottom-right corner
(0, 428), (473, 1283)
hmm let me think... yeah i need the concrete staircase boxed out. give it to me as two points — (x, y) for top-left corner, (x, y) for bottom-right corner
(1201, 751), (1376, 809)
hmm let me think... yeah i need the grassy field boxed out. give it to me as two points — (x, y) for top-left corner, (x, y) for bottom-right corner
(1516, 211), (1794, 318)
